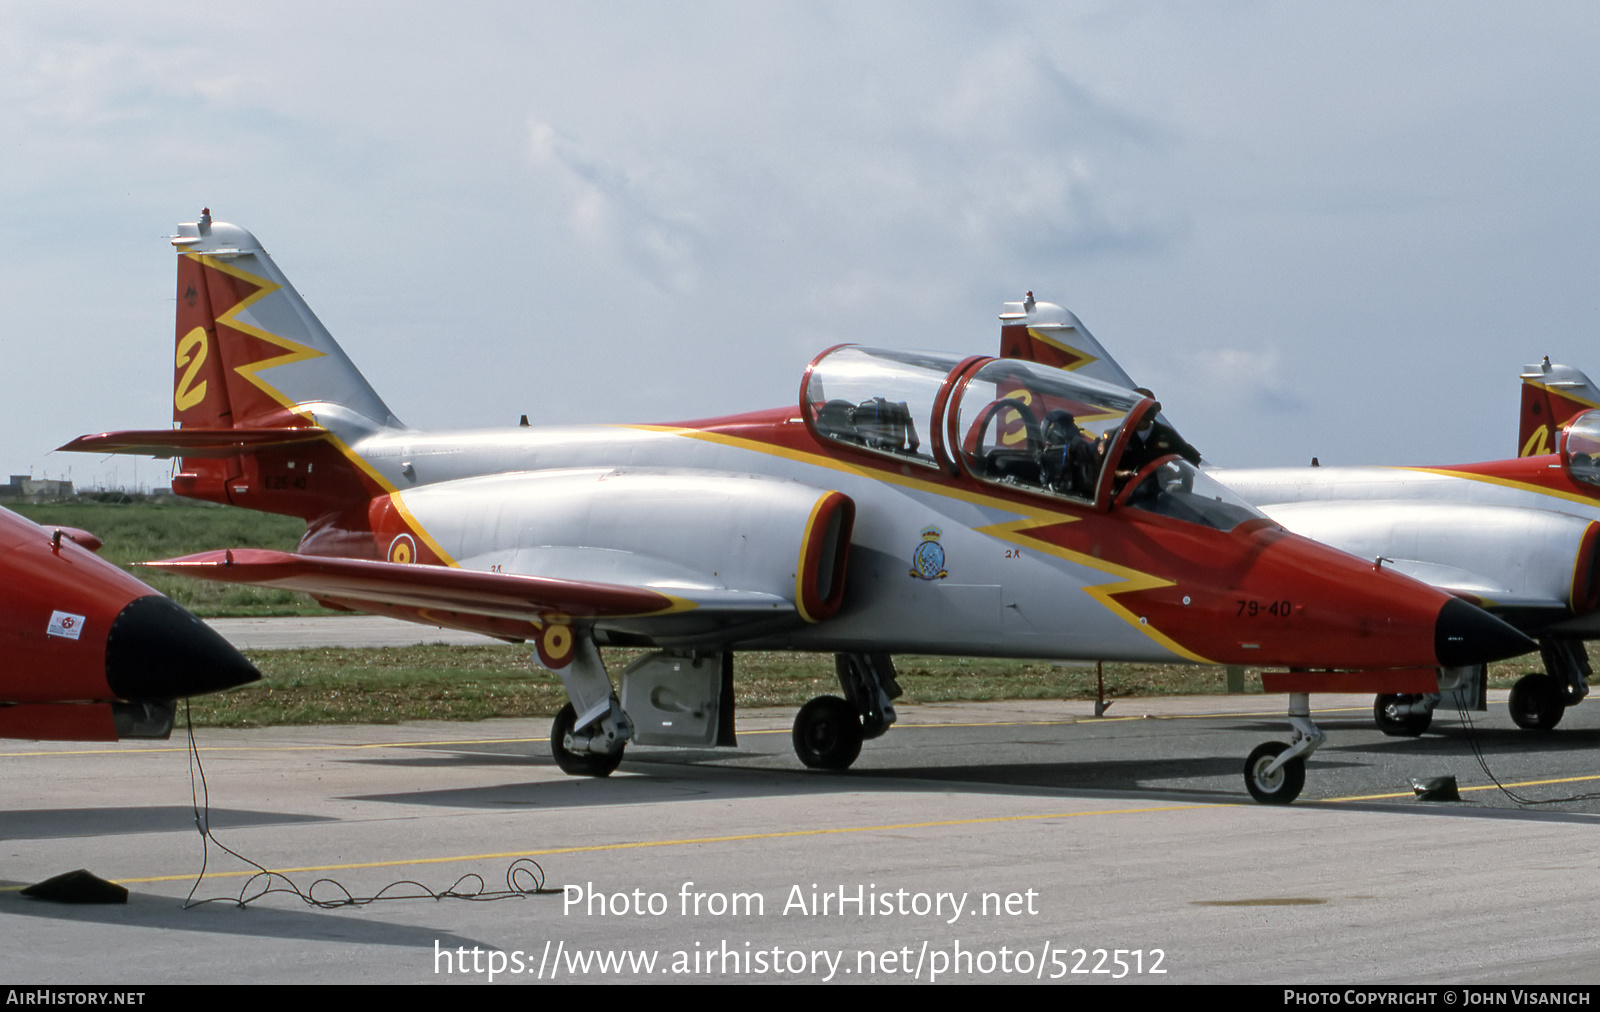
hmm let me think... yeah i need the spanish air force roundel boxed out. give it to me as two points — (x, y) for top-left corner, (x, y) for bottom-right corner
(909, 526), (948, 580)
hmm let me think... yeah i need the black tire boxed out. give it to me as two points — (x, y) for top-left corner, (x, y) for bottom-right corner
(1509, 673), (1565, 731)
(1373, 694), (1432, 737)
(550, 703), (624, 777)
(1243, 741), (1305, 805)
(792, 695), (864, 770)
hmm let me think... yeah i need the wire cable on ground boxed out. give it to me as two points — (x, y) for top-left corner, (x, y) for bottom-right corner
(180, 700), (561, 909)
(1453, 700), (1600, 806)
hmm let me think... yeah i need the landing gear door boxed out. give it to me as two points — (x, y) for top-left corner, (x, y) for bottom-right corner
(621, 652), (726, 747)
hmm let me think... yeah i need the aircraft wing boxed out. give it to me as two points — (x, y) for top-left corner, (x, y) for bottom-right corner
(142, 549), (799, 644)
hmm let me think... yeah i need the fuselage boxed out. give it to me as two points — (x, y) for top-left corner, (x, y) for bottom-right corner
(1216, 456), (1600, 633)
(263, 403), (1504, 670)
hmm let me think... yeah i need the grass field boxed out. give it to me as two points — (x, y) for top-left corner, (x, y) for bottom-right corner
(190, 648), (1253, 727)
(9, 499), (328, 616)
(175, 643), (1564, 729)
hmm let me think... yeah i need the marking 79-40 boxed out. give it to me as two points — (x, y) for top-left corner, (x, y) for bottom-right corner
(1237, 599), (1292, 618)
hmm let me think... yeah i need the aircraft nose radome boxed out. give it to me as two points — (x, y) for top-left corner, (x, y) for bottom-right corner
(1434, 598), (1536, 667)
(104, 596), (260, 700)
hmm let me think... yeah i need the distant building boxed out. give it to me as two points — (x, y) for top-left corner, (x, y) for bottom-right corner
(0, 475), (76, 502)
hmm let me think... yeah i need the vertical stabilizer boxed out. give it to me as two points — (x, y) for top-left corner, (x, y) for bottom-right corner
(170, 209), (403, 438)
(998, 292), (1140, 391)
(1520, 358), (1600, 457)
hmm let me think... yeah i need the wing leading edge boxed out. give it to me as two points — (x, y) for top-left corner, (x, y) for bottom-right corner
(142, 549), (800, 646)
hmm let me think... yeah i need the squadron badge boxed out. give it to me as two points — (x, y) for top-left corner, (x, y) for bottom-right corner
(909, 526), (948, 580)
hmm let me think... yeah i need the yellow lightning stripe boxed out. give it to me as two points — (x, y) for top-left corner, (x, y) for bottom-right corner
(1022, 327), (1121, 424)
(388, 489), (461, 567)
(192, 253), (323, 417)
(1395, 466), (1600, 510)
(631, 424), (1211, 661)
(186, 252), (401, 501)
(1027, 326), (1099, 371)
(1523, 377), (1600, 412)
(975, 516), (1213, 663)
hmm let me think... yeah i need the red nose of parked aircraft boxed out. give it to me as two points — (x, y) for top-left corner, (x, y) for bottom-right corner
(1434, 597), (1535, 667)
(104, 594), (261, 700)
(0, 507), (259, 729)
(1117, 523), (1536, 671)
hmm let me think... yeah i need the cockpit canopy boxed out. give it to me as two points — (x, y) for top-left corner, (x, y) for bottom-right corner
(801, 347), (959, 468)
(801, 345), (1264, 531)
(1564, 409), (1600, 490)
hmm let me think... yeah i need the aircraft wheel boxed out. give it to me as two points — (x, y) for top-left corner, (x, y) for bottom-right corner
(1243, 742), (1304, 805)
(792, 695), (863, 771)
(1509, 674), (1565, 731)
(549, 703), (624, 777)
(1373, 694), (1432, 737)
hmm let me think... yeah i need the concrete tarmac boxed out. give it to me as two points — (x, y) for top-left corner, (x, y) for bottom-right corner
(208, 616), (501, 649)
(6, 693), (1600, 985)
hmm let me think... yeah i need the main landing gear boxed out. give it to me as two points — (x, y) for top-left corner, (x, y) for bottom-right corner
(1242, 693), (1324, 804)
(1372, 666), (1486, 737)
(792, 653), (902, 771)
(544, 636), (632, 778)
(1367, 639), (1590, 735)
(1507, 638), (1591, 731)
(550, 700), (628, 777)
(1373, 694), (1433, 737)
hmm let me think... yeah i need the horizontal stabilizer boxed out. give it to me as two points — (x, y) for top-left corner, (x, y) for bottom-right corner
(143, 549), (685, 621)
(60, 427), (329, 459)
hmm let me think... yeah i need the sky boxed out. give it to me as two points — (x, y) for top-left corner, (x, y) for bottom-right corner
(5, 2), (1600, 489)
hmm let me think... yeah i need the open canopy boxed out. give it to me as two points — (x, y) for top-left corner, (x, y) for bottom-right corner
(800, 345), (1263, 530)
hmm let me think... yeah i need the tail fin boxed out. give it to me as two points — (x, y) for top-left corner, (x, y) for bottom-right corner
(998, 293), (1141, 391)
(63, 211), (405, 520)
(171, 209), (401, 435)
(1520, 357), (1600, 457)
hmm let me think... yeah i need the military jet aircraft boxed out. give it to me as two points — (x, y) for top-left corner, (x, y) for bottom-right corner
(62, 213), (1533, 803)
(0, 504), (259, 740)
(997, 297), (1600, 737)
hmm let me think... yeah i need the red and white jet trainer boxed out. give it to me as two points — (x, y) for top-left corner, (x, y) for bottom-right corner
(0, 505), (259, 740)
(996, 295), (1600, 738)
(63, 212), (1532, 802)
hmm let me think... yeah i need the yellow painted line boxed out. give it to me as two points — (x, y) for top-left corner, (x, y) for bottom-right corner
(109, 803), (1219, 885)
(0, 736), (545, 759)
(1325, 770), (1600, 803)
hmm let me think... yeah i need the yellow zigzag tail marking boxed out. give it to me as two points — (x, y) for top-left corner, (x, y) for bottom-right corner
(187, 251), (399, 499)
(192, 253), (325, 418)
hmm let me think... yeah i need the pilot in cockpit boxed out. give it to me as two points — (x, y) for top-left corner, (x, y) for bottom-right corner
(1115, 393), (1202, 478)
(1040, 409), (1097, 498)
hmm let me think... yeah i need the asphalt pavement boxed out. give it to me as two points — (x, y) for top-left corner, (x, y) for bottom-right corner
(6, 689), (1600, 985)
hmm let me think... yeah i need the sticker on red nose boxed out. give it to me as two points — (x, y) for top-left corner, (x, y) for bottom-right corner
(47, 611), (86, 640)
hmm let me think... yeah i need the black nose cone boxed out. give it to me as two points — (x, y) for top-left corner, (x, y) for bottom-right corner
(105, 595), (260, 701)
(1435, 598), (1537, 667)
